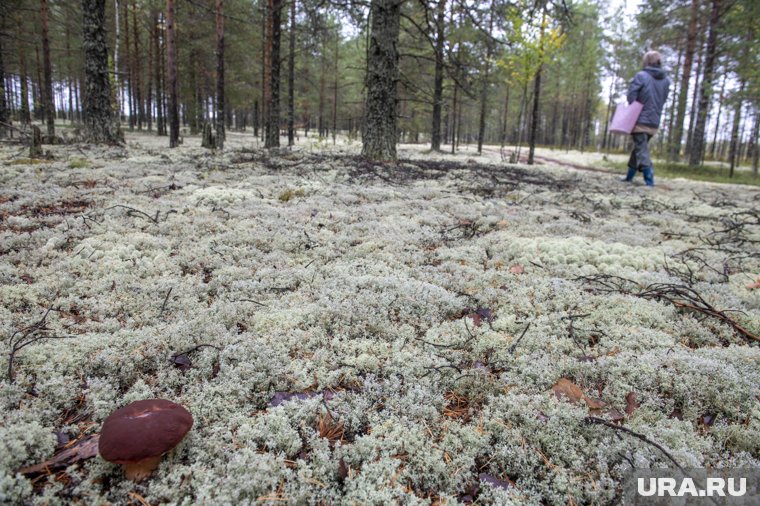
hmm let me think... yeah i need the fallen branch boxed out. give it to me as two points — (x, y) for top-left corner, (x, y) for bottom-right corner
(7, 306), (75, 383)
(583, 416), (684, 473)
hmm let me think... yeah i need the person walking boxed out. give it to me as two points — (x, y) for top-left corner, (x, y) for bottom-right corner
(622, 51), (670, 186)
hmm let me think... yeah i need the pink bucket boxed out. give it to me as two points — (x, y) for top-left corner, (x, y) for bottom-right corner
(609, 101), (643, 134)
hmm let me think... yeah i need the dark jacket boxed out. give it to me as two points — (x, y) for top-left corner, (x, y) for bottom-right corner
(627, 66), (670, 128)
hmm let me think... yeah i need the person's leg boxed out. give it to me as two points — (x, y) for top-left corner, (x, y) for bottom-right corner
(623, 136), (638, 181)
(633, 132), (655, 186)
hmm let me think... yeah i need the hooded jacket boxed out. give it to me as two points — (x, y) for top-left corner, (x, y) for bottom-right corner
(627, 66), (671, 129)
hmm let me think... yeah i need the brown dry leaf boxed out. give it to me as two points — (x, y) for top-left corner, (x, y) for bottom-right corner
(746, 279), (760, 290)
(551, 378), (584, 404)
(18, 434), (100, 476)
(625, 392), (640, 416)
(584, 396), (607, 410)
(508, 264), (525, 274)
(497, 219), (509, 229)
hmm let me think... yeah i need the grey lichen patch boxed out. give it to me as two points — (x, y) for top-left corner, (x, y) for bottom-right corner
(1, 134), (759, 504)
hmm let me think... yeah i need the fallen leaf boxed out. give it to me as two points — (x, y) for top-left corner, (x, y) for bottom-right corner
(552, 378), (584, 404)
(700, 413), (716, 427)
(509, 264), (525, 274)
(746, 279), (760, 290)
(479, 473), (513, 490)
(269, 391), (321, 407)
(18, 434), (100, 476)
(497, 219), (509, 229)
(584, 396), (607, 410)
(172, 354), (192, 371)
(606, 408), (625, 424)
(20, 274), (34, 284)
(625, 392), (640, 416)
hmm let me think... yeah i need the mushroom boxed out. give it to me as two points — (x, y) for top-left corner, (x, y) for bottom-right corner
(98, 399), (193, 482)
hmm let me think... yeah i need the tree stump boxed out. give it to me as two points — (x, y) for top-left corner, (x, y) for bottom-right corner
(201, 122), (216, 149)
(30, 126), (43, 158)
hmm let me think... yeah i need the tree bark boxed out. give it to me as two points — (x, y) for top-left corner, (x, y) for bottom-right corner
(751, 111), (759, 177)
(40, 0), (56, 137)
(477, 0), (495, 154)
(166, 0), (180, 147)
(430, 0), (445, 151)
(332, 33), (338, 145)
(132, 1), (144, 129)
(728, 80), (745, 177)
(18, 38), (30, 124)
(362, 0), (401, 161)
(287, 0), (296, 146)
(81, 0), (122, 143)
(265, 0), (282, 148)
(215, 0), (225, 148)
(689, 0), (721, 168)
(0, 35), (7, 138)
(670, 0), (699, 161)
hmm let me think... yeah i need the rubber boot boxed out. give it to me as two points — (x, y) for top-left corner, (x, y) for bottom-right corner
(621, 166), (637, 182)
(642, 166), (654, 187)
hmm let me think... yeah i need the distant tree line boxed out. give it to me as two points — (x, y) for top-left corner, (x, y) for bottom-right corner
(0, 0), (756, 172)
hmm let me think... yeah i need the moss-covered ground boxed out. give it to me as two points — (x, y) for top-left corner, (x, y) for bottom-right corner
(1, 133), (759, 505)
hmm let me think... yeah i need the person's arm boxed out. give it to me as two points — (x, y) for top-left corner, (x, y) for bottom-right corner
(627, 72), (644, 104)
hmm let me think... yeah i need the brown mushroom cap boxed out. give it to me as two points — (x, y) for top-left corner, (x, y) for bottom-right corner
(99, 399), (193, 480)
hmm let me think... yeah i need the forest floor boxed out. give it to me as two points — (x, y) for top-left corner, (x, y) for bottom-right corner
(1, 130), (759, 505)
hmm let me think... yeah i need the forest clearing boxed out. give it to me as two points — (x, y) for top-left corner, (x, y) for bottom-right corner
(1, 131), (759, 504)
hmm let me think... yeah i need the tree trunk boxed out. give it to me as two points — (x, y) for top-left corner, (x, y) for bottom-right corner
(709, 73), (727, 159)
(430, 0), (445, 151)
(689, 0), (721, 168)
(166, 0), (180, 147)
(751, 111), (759, 177)
(670, 0), (699, 161)
(728, 81), (745, 177)
(40, 0), (55, 138)
(0, 35), (7, 138)
(19, 40), (30, 124)
(215, 0), (225, 148)
(265, 0), (282, 148)
(318, 36), (326, 138)
(287, 0), (296, 146)
(81, 0), (122, 143)
(332, 33), (338, 145)
(132, 1), (144, 130)
(362, 0), (401, 161)
(114, 0), (121, 117)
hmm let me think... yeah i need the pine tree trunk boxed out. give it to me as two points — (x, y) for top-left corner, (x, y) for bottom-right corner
(477, 0), (495, 155)
(751, 111), (759, 177)
(81, 0), (121, 143)
(0, 35), (7, 138)
(153, 11), (165, 135)
(215, 0), (225, 148)
(40, 0), (55, 138)
(265, 0), (282, 148)
(132, 1), (144, 130)
(670, 0), (699, 160)
(728, 81), (745, 177)
(166, 0), (180, 147)
(332, 34), (338, 145)
(430, 0), (445, 151)
(709, 73), (727, 159)
(19, 41), (30, 124)
(689, 0), (721, 168)
(287, 0), (296, 146)
(361, 0), (401, 161)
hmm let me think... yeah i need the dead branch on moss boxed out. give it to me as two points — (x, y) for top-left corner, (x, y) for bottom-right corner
(583, 416), (684, 472)
(7, 305), (75, 383)
(577, 275), (759, 343)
